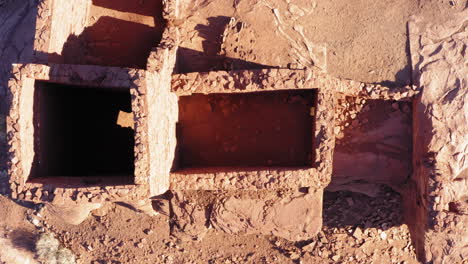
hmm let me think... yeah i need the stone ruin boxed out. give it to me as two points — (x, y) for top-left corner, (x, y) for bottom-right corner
(4, 0), (467, 263)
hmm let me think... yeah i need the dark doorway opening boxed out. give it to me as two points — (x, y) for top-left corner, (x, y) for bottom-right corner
(176, 90), (317, 170)
(29, 81), (135, 186)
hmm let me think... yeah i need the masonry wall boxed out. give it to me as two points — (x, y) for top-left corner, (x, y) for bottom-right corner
(49, 0), (90, 56)
(146, 26), (179, 196)
(34, 0), (91, 62)
(7, 64), (152, 203)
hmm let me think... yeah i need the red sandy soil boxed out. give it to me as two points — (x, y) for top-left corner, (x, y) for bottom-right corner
(1, 189), (420, 264)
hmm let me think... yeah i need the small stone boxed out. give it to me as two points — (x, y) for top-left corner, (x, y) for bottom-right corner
(310, 107), (315, 116)
(320, 234), (329, 244)
(331, 255), (340, 261)
(352, 227), (363, 240)
(287, 63), (300, 70)
(334, 127), (341, 135)
(289, 252), (300, 260)
(34, 189), (42, 199)
(144, 229), (153, 235)
(321, 251), (330, 258)
(31, 217), (40, 227)
(380, 231), (387, 240)
(302, 241), (316, 252)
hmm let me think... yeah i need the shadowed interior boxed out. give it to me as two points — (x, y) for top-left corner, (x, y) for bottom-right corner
(56, 0), (164, 69)
(85, 0), (164, 68)
(176, 90), (317, 169)
(28, 81), (134, 185)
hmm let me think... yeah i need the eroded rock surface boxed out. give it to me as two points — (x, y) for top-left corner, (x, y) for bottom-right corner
(43, 201), (103, 226)
(211, 189), (323, 241)
(170, 189), (323, 242)
(0, 0), (36, 113)
(169, 191), (212, 241)
(406, 9), (468, 263)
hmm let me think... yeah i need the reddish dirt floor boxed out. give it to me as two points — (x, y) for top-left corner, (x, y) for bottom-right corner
(177, 90), (315, 169)
(0, 188), (420, 264)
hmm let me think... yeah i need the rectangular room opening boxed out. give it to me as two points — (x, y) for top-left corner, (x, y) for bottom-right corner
(175, 89), (318, 172)
(28, 81), (135, 186)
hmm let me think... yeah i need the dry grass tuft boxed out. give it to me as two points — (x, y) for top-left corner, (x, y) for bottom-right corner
(35, 232), (76, 264)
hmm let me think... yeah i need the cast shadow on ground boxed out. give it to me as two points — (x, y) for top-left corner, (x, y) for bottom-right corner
(177, 15), (276, 73)
(45, 16), (163, 69)
(175, 47), (275, 73)
(195, 16), (232, 57)
(375, 23), (413, 88)
(9, 228), (36, 252)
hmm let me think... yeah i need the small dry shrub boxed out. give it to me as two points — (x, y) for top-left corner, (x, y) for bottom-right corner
(35, 232), (76, 264)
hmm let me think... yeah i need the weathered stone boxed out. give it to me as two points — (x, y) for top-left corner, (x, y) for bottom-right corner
(302, 241), (316, 252)
(406, 10), (468, 263)
(352, 227), (363, 240)
(169, 191), (210, 241)
(211, 190), (323, 241)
